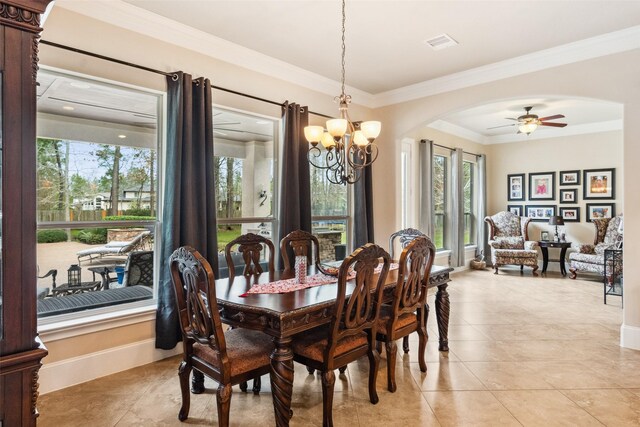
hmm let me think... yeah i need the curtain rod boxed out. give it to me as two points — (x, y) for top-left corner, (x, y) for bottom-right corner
(421, 139), (480, 158)
(40, 40), (333, 119)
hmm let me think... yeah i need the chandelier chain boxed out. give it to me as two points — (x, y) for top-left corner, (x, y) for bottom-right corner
(340, 0), (346, 98)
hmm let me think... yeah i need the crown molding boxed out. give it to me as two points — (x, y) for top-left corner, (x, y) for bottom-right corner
(54, 1), (640, 110)
(371, 26), (640, 108)
(484, 119), (623, 144)
(427, 120), (484, 144)
(53, 0), (375, 107)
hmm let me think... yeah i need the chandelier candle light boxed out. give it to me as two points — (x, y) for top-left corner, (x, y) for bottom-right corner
(304, 0), (381, 185)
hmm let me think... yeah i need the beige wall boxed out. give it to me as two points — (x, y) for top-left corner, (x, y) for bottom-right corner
(376, 50), (640, 348)
(486, 130), (623, 245)
(37, 5), (640, 379)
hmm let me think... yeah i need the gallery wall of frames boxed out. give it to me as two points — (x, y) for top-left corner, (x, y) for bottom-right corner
(506, 168), (617, 223)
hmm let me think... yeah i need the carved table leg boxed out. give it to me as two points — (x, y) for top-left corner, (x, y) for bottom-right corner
(435, 283), (450, 351)
(270, 337), (294, 427)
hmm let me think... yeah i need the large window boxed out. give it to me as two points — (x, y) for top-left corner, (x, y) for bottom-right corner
(463, 160), (476, 246)
(433, 154), (447, 250)
(213, 108), (277, 277)
(310, 152), (349, 262)
(36, 69), (161, 319)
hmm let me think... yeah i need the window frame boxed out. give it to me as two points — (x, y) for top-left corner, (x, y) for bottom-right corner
(212, 105), (280, 269)
(36, 66), (165, 326)
(433, 147), (450, 251)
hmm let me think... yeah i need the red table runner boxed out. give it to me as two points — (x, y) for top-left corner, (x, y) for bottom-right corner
(240, 263), (399, 296)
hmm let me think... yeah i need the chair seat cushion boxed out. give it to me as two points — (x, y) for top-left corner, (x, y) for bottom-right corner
(569, 252), (604, 264)
(377, 304), (418, 333)
(193, 328), (272, 377)
(494, 236), (525, 249)
(494, 249), (538, 258)
(292, 326), (368, 363)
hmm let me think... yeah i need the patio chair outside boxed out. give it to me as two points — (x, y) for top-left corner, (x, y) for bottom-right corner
(76, 230), (151, 264)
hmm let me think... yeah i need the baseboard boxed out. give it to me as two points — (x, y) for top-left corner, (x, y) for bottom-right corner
(620, 323), (640, 350)
(39, 338), (181, 395)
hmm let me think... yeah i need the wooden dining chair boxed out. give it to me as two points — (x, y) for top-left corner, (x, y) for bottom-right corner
(388, 227), (427, 354)
(225, 232), (275, 282)
(377, 236), (435, 392)
(291, 243), (391, 427)
(169, 246), (273, 427)
(224, 232), (275, 392)
(280, 229), (321, 278)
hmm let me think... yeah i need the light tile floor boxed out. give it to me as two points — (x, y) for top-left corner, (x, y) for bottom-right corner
(38, 268), (639, 426)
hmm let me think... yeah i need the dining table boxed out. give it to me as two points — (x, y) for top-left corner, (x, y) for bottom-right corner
(211, 264), (453, 427)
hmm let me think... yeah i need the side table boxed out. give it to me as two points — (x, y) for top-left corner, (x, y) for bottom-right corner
(538, 240), (572, 276)
(604, 248), (623, 306)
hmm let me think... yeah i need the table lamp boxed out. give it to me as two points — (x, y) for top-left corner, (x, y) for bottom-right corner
(548, 216), (564, 241)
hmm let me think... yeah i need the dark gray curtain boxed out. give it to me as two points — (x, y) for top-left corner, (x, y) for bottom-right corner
(278, 102), (311, 269)
(156, 72), (218, 350)
(354, 154), (375, 248)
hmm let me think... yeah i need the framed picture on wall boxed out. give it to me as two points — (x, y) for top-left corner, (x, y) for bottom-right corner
(540, 231), (550, 241)
(525, 205), (557, 222)
(507, 173), (525, 201)
(560, 170), (581, 185)
(559, 188), (577, 204)
(583, 168), (615, 200)
(507, 204), (523, 216)
(586, 203), (615, 222)
(559, 207), (581, 222)
(528, 172), (556, 201)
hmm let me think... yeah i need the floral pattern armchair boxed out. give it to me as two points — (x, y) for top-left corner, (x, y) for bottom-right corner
(485, 211), (539, 275)
(569, 214), (623, 280)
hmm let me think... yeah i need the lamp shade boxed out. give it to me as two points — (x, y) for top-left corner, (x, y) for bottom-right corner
(548, 216), (564, 226)
(326, 118), (348, 138)
(304, 125), (324, 144)
(352, 130), (368, 147)
(321, 132), (336, 149)
(360, 121), (381, 140)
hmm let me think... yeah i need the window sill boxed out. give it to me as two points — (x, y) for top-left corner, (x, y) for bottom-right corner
(38, 300), (158, 343)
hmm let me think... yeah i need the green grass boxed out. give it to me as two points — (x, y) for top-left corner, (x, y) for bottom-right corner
(217, 225), (241, 251)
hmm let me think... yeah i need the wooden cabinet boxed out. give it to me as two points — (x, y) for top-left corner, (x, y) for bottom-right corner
(0, 1), (53, 425)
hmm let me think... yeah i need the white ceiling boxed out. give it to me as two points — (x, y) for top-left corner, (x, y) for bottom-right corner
(49, 0), (636, 143)
(120, 0), (640, 94)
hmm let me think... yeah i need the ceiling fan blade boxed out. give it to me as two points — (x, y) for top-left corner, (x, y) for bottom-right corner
(505, 117), (518, 121)
(214, 121), (241, 126)
(487, 124), (516, 130)
(538, 114), (565, 121)
(540, 122), (567, 128)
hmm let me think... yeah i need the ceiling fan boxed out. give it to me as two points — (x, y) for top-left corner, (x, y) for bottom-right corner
(213, 112), (271, 138)
(488, 106), (568, 135)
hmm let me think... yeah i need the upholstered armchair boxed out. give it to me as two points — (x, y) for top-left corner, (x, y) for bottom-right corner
(569, 215), (623, 280)
(485, 211), (539, 275)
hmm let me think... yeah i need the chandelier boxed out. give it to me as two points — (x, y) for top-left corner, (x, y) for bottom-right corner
(304, 0), (381, 185)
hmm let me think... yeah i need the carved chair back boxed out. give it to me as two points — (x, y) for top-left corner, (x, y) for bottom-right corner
(280, 230), (321, 277)
(169, 246), (230, 379)
(390, 236), (436, 322)
(485, 211), (531, 240)
(327, 243), (390, 363)
(389, 228), (426, 260)
(225, 233), (275, 282)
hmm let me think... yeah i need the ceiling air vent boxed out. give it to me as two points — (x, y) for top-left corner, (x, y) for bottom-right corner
(424, 33), (458, 50)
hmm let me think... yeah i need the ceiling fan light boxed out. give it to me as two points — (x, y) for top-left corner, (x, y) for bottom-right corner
(326, 118), (348, 139)
(518, 122), (538, 134)
(304, 125), (324, 144)
(360, 121), (381, 141)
